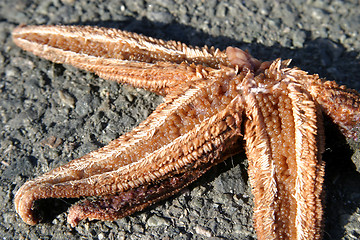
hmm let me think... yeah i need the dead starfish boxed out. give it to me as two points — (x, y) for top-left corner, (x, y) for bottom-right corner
(12, 25), (360, 239)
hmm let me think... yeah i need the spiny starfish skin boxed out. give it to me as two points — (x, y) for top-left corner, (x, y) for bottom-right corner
(12, 25), (360, 240)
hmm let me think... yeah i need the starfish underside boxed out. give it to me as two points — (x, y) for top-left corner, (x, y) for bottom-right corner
(12, 25), (360, 240)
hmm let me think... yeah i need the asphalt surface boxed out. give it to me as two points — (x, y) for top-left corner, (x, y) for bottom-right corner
(0, 0), (360, 239)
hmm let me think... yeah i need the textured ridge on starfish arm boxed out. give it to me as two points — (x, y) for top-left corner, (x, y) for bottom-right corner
(240, 71), (277, 239)
(287, 82), (325, 240)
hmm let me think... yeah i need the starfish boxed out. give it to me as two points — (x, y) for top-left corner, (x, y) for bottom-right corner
(12, 25), (360, 240)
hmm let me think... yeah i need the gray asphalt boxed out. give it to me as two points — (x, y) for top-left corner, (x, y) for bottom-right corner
(0, 0), (360, 239)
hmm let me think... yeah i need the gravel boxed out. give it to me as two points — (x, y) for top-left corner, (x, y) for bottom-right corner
(1, 0), (360, 239)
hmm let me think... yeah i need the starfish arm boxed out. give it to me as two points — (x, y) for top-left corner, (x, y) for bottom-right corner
(284, 68), (360, 141)
(12, 25), (229, 95)
(308, 80), (360, 140)
(14, 69), (237, 194)
(15, 93), (244, 226)
(241, 61), (325, 239)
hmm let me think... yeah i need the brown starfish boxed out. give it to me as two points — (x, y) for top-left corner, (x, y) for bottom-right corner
(12, 25), (360, 239)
